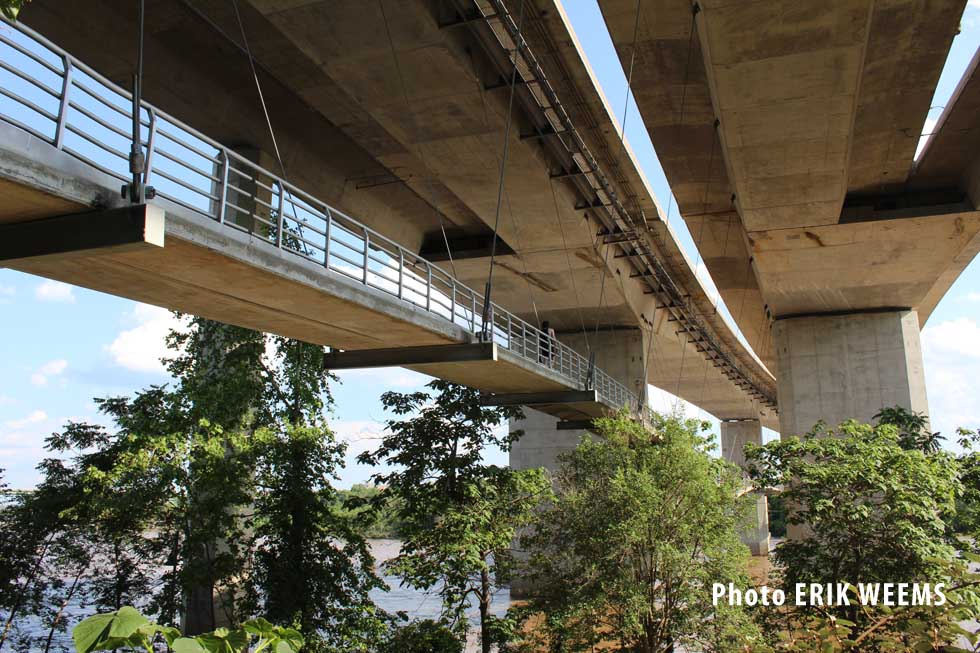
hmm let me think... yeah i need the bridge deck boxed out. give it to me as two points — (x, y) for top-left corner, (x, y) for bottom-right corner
(0, 21), (634, 421)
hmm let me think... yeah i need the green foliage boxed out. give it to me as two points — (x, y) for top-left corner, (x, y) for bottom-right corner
(334, 484), (406, 539)
(515, 411), (759, 653)
(767, 493), (787, 538)
(0, 0), (28, 20)
(746, 419), (958, 591)
(746, 415), (980, 650)
(753, 558), (980, 652)
(358, 380), (549, 652)
(250, 424), (390, 652)
(72, 607), (302, 653)
(0, 317), (388, 650)
(380, 620), (463, 653)
(873, 406), (944, 453)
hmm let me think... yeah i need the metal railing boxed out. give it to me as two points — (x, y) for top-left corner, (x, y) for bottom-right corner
(0, 19), (640, 414)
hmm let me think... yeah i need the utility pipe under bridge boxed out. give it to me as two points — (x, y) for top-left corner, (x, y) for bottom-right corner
(0, 20), (637, 422)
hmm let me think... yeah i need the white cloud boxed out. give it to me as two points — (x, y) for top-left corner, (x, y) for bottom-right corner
(922, 317), (980, 436)
(335, 367), (431, 390)
(967, 292), (980, 302)
(30, 359), (67, 386)
(332, 419), (387, 457)
(5, 409), (47, 430)
(106, 304), (187, 374)
(34, 280), (76, 303)
(969, 0), (979, 8)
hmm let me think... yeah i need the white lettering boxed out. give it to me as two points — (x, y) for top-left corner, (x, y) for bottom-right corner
(772, 589), (785, 606)
(712, 583), (725, 606)
(858, 583), (880, 605)
(934, 584), (946, 607)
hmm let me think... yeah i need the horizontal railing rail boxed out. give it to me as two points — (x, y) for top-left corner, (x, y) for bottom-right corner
(0, 18), (642, 415)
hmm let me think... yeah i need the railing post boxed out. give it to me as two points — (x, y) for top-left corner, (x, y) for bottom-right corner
(450, 283), (456, 324)
(216, 150), (229, 224)
(471, 294), (477, 333)
(398, 250), (404, 299)
(363, 229), (370, 284)
(143, 108), (157, 185)
(324, 208), (332, 268)
(522, 321), (527, 358)
(276, 183), (285, 247)
(426, 263), (432, 312)
(506, 312), (512, 349)
(53, 55), (71, 149)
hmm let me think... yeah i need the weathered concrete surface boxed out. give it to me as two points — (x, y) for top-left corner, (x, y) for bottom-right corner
(773, 310), (929, 437)
(597, 0), (980, 353)
(720, 419), (769, 557)
(11, 0), (776, 427)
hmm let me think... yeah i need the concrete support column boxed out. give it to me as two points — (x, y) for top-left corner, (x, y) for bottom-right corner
(510, 327), (649, 475)
(211, 146), (276, 234)
(773, 310), (929, 437)
(509, 328), (648, 596)
(720, 419), (769, 557)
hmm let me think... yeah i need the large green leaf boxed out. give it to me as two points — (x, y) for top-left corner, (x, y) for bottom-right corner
(172, 637), (209, 653)
(107, 606), (149, 639)
(72, 613), (114, 653)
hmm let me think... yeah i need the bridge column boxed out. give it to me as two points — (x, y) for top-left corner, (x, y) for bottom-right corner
(211, 146), (276, 234)
(720, 419), (769, 557)
(509, 328), (647, 596)
(773, 309), (929, 437)
(509, 328), (648, 474)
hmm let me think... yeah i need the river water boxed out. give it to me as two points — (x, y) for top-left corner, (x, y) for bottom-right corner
(6, 539), (509, 652)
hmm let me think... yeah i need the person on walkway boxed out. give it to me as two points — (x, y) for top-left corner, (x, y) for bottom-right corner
(539, 320), (552, 365)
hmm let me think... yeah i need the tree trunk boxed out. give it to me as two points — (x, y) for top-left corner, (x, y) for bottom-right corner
(480, 567), (492, 653)
(42, 567), (83, 653)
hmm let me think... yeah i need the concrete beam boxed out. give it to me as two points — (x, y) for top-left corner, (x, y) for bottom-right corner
(0, 203), (164, 264)
(418, 232), (515, 262)
(323, 342), (494, 369)
(480, 389), (599, 408)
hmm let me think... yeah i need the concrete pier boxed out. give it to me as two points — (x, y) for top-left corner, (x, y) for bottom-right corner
(509, 328), (649, 474)
(773, 310), (929, 437)
(720, 419), (770, 557)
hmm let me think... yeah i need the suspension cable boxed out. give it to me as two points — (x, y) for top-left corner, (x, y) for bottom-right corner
(229, 0), (315, 256)
(377, 0), (460, 279)
(481, 0), (526, 338)
(471, 44), (542, 332)
(550, 176), (589, 349)
(590, 0), (643, 342)
(126, 0), (148, 204)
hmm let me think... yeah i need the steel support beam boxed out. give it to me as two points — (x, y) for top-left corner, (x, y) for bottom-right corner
(480, 389), (599, 407)
(0, 203), (165, 263)
(323, 342), (496, 370)
(555, 419), (596, 431)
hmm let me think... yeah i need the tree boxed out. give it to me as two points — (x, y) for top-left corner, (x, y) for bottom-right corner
(746, 419), (958, 594)
(0, 0), (28, 21)
(0, 318), (391, 650)
(745, 418), (975, 649)
(515, 412), (758, 653)
(873, 406), (944, 453)
(358, 381), (549, 652)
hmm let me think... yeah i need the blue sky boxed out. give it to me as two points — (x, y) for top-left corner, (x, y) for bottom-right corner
(2, 2), (980, 489)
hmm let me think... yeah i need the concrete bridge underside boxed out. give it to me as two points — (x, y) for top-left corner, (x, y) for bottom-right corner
(6, 0), (778, 429)
(596, 0), (980, 436)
